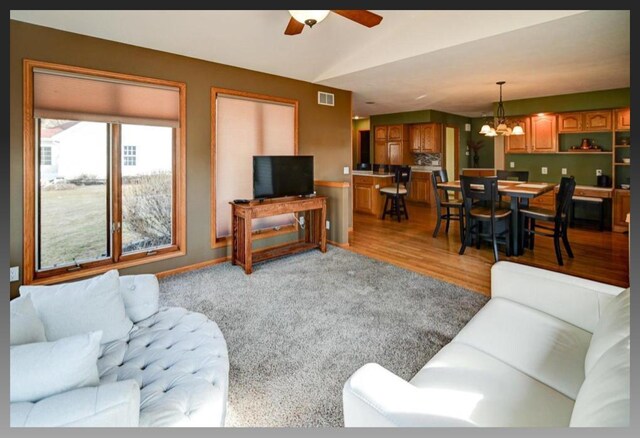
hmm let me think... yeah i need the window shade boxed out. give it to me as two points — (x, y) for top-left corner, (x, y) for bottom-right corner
(33, 69), (180, 127)
(216, 95), (296, 238)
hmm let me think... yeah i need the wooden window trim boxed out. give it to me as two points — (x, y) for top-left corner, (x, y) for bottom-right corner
(210, 87), (299, 249)
(23, 59), (187, 285)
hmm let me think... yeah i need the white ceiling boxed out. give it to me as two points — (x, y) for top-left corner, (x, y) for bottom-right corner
(10, 10), (630, 118)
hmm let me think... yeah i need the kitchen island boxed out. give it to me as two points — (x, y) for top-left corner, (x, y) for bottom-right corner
(352, 166), (440, 215)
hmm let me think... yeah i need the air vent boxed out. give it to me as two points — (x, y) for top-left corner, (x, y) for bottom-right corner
(318, 91), (335, 106)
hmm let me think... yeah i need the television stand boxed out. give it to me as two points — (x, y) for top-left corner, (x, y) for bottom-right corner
(230, 196), (327, 274)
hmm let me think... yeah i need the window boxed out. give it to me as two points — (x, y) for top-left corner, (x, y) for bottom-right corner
(40, 145), (52, 165)
(211, 88), (298, 246)
(23, 60), (186, 284)
(123, 145), (137, 166)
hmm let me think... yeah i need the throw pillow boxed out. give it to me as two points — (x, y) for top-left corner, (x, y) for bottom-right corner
(10, 295), (47, 346)
(20, 269), (133, 344)
(119, 274), (160, 323)
(10, 331), (102, 403)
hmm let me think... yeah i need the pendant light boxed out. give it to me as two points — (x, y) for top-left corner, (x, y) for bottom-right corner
(480, 81), (524, 137)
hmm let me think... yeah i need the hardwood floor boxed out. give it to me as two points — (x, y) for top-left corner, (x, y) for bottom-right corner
(348, 202), (629, 297)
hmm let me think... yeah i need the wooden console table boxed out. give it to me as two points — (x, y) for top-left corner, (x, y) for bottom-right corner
(230, 196), (327, 274)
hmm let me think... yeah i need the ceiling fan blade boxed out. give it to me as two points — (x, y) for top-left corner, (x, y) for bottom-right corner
(332, 10), (383, 28)
(284, 17), (305, 35)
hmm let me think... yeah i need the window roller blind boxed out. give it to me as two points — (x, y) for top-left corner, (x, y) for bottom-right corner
(33, 69), (180, 127)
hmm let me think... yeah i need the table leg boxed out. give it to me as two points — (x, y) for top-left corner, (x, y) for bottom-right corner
(320, 202), (327, 252)
(244, 213), (253, 274)
(231, 211), (237, 265)
(511, 196), (520, 256)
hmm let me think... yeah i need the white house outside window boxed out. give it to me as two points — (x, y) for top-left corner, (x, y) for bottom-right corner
(123, 145), (137, 166)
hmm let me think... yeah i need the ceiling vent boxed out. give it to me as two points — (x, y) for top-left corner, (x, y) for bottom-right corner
(318, 91), (335, 106)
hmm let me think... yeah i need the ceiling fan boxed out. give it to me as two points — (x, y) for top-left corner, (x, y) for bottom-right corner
(284, 10), (383, 35)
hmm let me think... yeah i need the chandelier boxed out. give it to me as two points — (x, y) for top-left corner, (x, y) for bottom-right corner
(479, 81), (524, 137)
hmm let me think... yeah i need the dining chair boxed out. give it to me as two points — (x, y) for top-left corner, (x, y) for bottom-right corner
(459, 175), (512, 262)
(496, 170), (530, 207)
(431, 170), (464, 238)
(519, 176), (576, 266)
(381, 165), (411, 222)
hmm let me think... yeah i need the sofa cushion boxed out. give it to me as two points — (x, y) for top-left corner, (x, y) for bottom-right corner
(452, 297), (591, 399)
(119, 274), (160, 323)
(98, 307), (229, 426)
(10, 380), (140, 427)
(10, 331), (102, 403)
(570, 337), (630, 426)
(10, 295), (47, 346)
(20, 269), (134, 344)
(409, 343), (574, 426)
(584, 288), (629, 374)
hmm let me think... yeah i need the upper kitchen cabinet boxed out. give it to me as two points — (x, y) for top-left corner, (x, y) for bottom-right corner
(557, 112), (583, 132)
(504, 117), (531, 153)
(584, 110), (612, 131)
(374, 126), (388, 141)
(615, 108), (631, 131)
(558, 110), (612, 132)
(530, 114), (557, 153)
(409, 123), (442, 153)
(387, 125), (404, 141)
(373, 124), (410, 165)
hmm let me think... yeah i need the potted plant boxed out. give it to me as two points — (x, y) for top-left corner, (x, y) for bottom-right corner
(467, 139), (484, 168)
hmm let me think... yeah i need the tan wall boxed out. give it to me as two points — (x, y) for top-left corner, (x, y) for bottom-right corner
(9, 20), (352, 297)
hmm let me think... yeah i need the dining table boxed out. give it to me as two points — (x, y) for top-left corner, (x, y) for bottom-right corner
(437, 179), (557, 256)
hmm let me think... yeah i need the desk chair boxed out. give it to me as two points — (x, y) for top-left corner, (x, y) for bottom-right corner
(431, 170), (464, 238)
(381, 166), (411, 222)
(459, 175), (512, 262)
(520, 176), (576, 266)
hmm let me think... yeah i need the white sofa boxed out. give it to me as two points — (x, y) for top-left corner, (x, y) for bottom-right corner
(343, 261), (630, 427)
(10, 270), (229, 427)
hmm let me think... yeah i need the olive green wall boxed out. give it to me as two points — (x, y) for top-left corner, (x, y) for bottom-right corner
(10, 20), (352, 297)
(369, 110), (472, 169)
(469, 117), (495, 169)
(501, 88), (630, 116)
(503, 87), (630, 186)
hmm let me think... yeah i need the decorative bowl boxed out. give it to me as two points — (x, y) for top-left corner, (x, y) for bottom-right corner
(623, 158), (631, 164)
(620, 184), (630, 189)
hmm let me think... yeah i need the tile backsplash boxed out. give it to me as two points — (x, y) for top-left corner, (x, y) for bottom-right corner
(414, 153), (442, 166)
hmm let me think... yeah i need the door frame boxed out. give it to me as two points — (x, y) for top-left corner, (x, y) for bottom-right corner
(356, 129), (371, 164)
(444, 124), (460, 178)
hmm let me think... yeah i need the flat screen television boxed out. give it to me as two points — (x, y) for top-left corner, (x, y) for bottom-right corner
(253, 155), (314, 199)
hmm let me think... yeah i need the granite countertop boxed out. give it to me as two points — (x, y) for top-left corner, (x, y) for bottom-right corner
(352, 170), (394, 177)
(410, 165), (442, 172)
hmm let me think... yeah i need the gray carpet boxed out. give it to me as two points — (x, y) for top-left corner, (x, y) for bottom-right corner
(158, 246), (488, 427)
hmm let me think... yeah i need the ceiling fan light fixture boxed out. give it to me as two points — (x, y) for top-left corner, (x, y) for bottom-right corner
(289, 10), (330, 28)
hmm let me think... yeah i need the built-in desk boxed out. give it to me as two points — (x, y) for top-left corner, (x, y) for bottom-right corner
(230, 196), (327, 274)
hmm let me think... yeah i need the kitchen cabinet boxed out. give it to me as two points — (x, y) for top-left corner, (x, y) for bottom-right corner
(530, 114), (557, 153)
(353, 175), (394, 216)
(584, 110), (612, 131)
(615, 108), (631, 131)
(558, 110), (612, 132)
(372, 124), (410, 165)
(374, 126), (388, 141)
(558, 113), (583, 133)
(374, 141), (388, 164)
(613, 189), (630, 232)
(407, 171), (434, 205)
(504, 117), (531, 153)
(409, 123), (441, 153)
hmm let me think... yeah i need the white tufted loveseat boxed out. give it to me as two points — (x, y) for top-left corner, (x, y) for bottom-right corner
(10, 272), (229, 427)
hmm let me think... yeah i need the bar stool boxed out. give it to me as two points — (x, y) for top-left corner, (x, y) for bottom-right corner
(570, 196), (604, 231)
